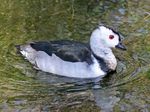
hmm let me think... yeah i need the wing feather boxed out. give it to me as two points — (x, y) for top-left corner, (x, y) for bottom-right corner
(30, 40), (93, 64)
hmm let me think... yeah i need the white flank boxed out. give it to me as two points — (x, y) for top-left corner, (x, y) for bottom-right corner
(34, 51), (106, 78)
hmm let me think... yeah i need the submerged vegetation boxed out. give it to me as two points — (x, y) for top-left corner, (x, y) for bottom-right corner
(0, 0), (149, 111)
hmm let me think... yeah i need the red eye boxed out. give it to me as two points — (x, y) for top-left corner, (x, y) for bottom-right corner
(109, 35), (114, 39)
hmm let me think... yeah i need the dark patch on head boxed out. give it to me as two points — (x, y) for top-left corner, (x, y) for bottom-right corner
(98, 25), (122, 41)
(110, 28), (121, 41)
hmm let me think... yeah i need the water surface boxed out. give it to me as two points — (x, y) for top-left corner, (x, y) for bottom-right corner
(0, 0), (150, 111)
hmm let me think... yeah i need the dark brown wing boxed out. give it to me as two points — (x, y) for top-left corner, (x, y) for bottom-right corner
(30, 40), (93, 64)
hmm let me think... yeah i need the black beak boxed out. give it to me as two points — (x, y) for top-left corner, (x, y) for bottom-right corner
(115, 43), (126, 50)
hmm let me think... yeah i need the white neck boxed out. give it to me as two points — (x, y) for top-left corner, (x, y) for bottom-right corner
(90, 29), (117, 70)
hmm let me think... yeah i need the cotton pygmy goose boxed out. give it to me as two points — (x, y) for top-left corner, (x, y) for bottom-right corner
(16, 25), (126, 78)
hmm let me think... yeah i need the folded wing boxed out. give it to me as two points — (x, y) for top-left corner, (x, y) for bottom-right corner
(30, 40), (93, 64)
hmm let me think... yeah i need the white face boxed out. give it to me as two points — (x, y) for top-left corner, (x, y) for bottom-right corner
(97, 26), (120, 48)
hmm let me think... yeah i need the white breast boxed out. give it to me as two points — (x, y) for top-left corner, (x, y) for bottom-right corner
(34, 51), (106, 78)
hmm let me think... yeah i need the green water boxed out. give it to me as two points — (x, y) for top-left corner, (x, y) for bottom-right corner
(0, 0), (149, 111)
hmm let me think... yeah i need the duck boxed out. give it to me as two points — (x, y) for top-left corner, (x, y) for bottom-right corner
(16, 25), (126, 78)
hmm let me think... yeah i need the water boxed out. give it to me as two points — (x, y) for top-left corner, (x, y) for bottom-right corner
(0, 0), (150, 111)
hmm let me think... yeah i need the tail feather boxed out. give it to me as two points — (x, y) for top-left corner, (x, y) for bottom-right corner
(15, 45), (21, 54)
(15, 44), (37, 64)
